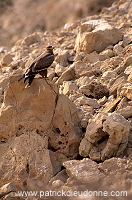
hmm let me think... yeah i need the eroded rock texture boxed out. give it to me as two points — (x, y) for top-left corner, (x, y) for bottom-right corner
(0, 74), (82, 190)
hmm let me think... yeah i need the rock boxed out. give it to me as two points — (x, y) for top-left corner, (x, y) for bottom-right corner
(119, 83), (132, 100)
(2, 53), (13, 66)
(73, 61), (93, 78)
(0, 183), (16, 198)
(0, 74), (82, 188)
(47, 68), (55, 80)
(75, 20), (122, 54)
(62, 81), (78, 95)
(21, 33), (41, 46)
(63, 158), (104, 184)
(101, 71), (117, 85)
(99, 49), (114, 59)
(97, 96), (107, 106)
(55, 65), (75, 85)
(55, 50), (69, 67)
(114, 55), (132, 74)
(83, 51), (99, 63)
(98, 158), (132, 190)
(79, 81), (109, 99)
(123, 34), (132, 47)
(79, 112), (130, 161)
(101, 97), (121, 113)
(128, 72), (132, 83)
(74, 95), (99, 108)
(55, 64), (67, 76)
(75, 76), (91, 87)
(113, 43), (123, 55)
(52, 180), (64, 188)
(115, 106), (132, 118)
(108, 73), (127, 96)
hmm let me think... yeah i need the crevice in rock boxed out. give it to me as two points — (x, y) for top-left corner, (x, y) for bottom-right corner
(26, 163), (30, 174)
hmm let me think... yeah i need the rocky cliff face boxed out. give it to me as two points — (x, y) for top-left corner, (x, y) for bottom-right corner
(0, 0), (132, 199)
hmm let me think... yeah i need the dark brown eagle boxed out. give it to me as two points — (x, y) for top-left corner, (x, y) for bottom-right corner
(18, 46), (54, 87)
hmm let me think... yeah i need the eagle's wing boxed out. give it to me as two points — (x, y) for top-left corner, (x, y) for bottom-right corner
(32, 53), (54, 72)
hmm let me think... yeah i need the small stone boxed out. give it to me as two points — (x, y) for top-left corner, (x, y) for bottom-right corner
(113, 44), (123, 54)
(62, 81), (78, 95)
(55, 64), (66, 76)
(21, 33), (41, 46)
(2, 54), (13, 66)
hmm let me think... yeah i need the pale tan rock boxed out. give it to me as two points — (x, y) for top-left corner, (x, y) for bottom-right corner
(63, 158), (104, 184)
(55, 50), (69, 67)
(52, 180), (64, 188)
(2, 53), (13, 66)
(75, 76), (91, 87)
(123, 34), (132, 47)
(0, 74), (82, 188)
(75, 20), (122, 54)
(115, 106), (132, 118)
(79, 81), (109, 99)
(124, 66), (132, 75)
(79, 112), (130, 161)
(113, 44), (123, 54)
(74, 95), (99, 108)
(21, 33), (41, 46)
(0, 183), (16, 198)
(114, 55), (132, 74)
(73, 61), (93, 78)
(79, 138), (92, 157)
(108, 73), (127, 96)
(128, 72), (132, 83)
(83, 51), (99, 63)
(97, 96), (107, 106)
(62, 81), (78, 95)
(47, 68), (55, 80)
(55, 65), (75, 85)
(101, 97), (121, 113)
(101, 71), (117, 84)
(55, 64), (67, 76)
(119, 83), (132, 100)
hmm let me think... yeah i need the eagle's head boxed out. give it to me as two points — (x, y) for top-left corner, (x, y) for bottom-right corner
(47, 46), (54, 51)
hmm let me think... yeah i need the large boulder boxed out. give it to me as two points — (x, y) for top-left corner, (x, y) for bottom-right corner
(75, 20), (122, 54)
(79, 112), (130, 161)
(0, 74), (82, 189)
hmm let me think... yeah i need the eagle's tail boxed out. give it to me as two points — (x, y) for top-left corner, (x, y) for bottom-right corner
(25, 75), (35, 88)
(18, 74), (25, 82)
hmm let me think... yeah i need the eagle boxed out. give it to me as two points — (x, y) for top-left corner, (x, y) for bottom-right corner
(18, 46), (54, 87)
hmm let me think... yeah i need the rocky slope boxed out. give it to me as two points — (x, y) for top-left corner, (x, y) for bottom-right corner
(0, 0), (132, 199)
(0, 0), (115, 47)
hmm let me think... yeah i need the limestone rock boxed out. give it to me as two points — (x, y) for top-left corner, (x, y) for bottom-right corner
(74, 95), (99, 109)
(75, 20), (122, 54)
(55, 65), (75, 85)
(63, 158), (104, 184)
(75, 76), (91, 87)
(55, 64), (67, 76)
(119, 83), (132, 100)
(108, 73), (127, 96)
(73, 61), (93, 78)
(55, 50), (69, 67)
(79, 81), (109, 99)
(2, 53), (13, 66)
(62, 81), (78, 95)
(0, 74), (82, 188)
(21, 33), (41, 46)
(0, 183), (16, 198)
(101, 71), (117, 85)
(83, 51), (99, 63)
(79, 112), (130, 161)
